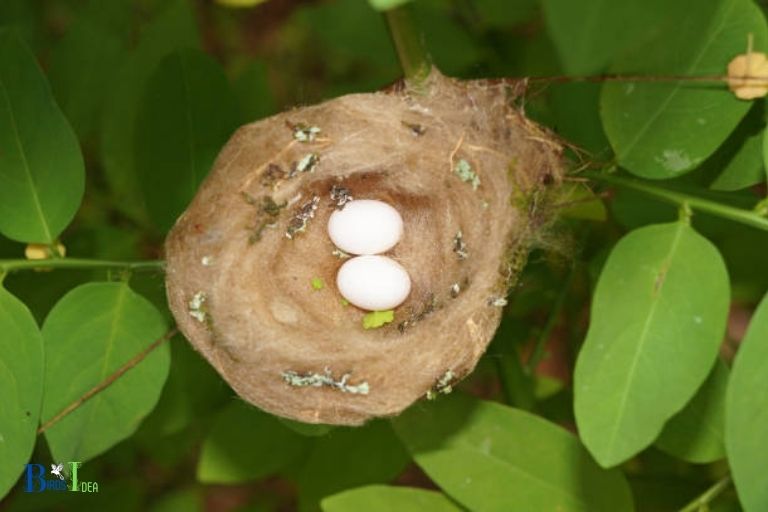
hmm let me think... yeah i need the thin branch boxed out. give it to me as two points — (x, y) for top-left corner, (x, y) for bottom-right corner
(583, 171), (768, 232)
(383, 3), (432, 90)
(0, 258), (165, 274)
(678, 475), (732, 512)
(37, 328), (178, 435)
(526, 73), (767, 86)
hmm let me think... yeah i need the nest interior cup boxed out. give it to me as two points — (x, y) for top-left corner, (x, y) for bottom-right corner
(164, 70), (563, 425)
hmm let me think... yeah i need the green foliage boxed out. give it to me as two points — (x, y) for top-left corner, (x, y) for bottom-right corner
(392, 394), (634, 511)
(100, 0), (200, 224)
(321, 485), (463, 512)
(367, 0), (413, 12)
(135, 49), (239, 232)
(600, 0), (768, 178)
(0, 287), (43, 498)
(295, 421), (409, 511)
(197, 400), (309, 484)
(574, 222), (729, 467)
(0, 30), (84, 243)
(726, 292), (768, 511)
(1, 0), (768, 509)
(655, 358), (729, 464)
(40, 282), (170, 463)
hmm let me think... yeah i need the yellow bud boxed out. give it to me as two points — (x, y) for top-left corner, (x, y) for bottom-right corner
(727, 51), (768, 100)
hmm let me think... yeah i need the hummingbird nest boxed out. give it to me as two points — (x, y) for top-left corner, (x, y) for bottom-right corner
(164, 70), (563, 425)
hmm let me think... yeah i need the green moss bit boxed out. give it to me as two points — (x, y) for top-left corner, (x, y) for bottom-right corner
(281, 368), (370, 395)
(247, 196), (286, 243)
(332, 248), (351, 259)
(453, 230), (468, 260)
(454, 159), (480, 190)
(362, 310), (394, 329)
(311, 277), (325, 290)
(261, 163), (285, 187)
(330, 184), (353, 209)
(289, 122), (321, 142)
(340, 298), (350, 306)
(288, 153), (319, 178)
(286, 196), (320, 239)
(426, 369), (456, 400)
(188, 291), (207, 323)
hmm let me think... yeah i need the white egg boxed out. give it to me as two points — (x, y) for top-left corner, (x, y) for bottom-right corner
(327, 199), (403, 255)
(337, 255), (411, 311)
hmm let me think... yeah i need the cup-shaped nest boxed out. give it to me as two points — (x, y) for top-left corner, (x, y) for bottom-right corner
(165, 70), (563, 425)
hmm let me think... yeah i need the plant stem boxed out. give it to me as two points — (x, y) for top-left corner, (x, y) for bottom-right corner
(0, 258), (165, 275)
(384, 4), (431, 89)
(583, 171), (768, 232)
(37, 328), (177, 435)
(678, 475), (732, 512)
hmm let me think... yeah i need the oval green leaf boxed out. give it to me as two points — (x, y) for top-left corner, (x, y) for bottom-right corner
(322, 485), (462, 512)
(726, 291), (768, 511)
(41, 282), (170, 463)
(655, 358), (729, 464)
(542, 0), (687, 75)
(574, 222), (730, 467)
(600, 0), (768, 179)
(197, 400), (308, 484)
(296, 420), (409, 510)
(0, 30), (84, 243)
(135, 49), (239, 232)
(100, 0), (199, 224)
(392, 394), (634, 512)
(0, 287), (43, 499)
(48, 2), (131, 142)
(367, 0), (413, 12)
(710, 129), (766, 191)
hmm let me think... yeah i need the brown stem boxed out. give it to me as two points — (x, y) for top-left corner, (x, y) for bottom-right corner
(37, 328), (178, 435)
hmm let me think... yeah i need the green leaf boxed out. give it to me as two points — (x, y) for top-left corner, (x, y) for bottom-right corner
(574, 222), (730, 467)
(233, 60), (275, 122)
(278, 418), (335, 437)
(0, 30), (85, 243)
(139, 335), (228, 437)
(726, 291), (768, 511)
(197, 400), (309, 484)
(48, 2), (131, 143)
(367, 0), (412, 12)
(710, 128), (766, 191)
(41, 282), (170, 463)
(0, 287), (43, 499)
(600, 0), (768, 179)
(100, 0), (199, 224)
(542, 0), (688, 75)
(321, 485), (463, 512)
(296, 421), (409, 512)
(392, 394), (634, 512)
(764, 123), (768, 184)
(135, 49), (239, 232)
(655, 358), (729, 464)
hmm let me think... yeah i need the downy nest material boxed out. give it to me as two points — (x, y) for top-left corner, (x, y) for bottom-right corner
(165, 70), (563, 425)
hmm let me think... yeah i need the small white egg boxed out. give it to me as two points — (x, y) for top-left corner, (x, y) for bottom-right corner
(337, 255), (411, 311)
(327, 199), (403, 255)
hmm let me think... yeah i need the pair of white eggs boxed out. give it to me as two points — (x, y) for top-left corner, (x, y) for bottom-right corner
(328, 200), (411, 311)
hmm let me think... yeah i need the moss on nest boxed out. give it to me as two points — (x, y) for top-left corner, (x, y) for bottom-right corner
(164, 69), (563, 425)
